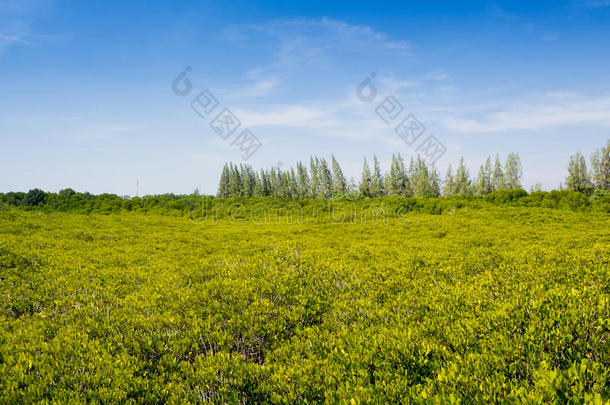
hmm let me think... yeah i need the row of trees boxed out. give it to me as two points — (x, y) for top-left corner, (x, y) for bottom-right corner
(443, 153), (523, 196)
(565, 140), (610, 195)
(217, 153), (525, 199)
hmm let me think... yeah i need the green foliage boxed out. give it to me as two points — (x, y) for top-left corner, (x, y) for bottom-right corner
(0, 206), (608, 402)
(475, 157), (493, 195)
(453, 157), (473, 195)
(485, 188), (529, 204)
(359, 157), (372, 197)
(503, 152), (523, 190)
(566, 152), (594, 195)
(214, 152), (523, 200)
(3, 187), (610, 219)
(23, 189), (47, 207)
(591, 188), (610, 201)
(492, 154), (505, 191)
(590, 139), (610, 190)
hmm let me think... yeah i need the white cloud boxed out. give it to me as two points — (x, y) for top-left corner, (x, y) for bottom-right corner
(215, 17), (418, 137)
(229, 88), (412, 147)
(222, 17), (411, 81)
(229, 17), (410, 51)
(0, 32), (30, 50)
(442, 93), (610, 133)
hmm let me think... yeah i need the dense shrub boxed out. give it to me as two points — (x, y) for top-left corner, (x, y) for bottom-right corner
(484, 188), (528, 204)
(0, 207), (608, 402)
(23, 189), (47, 207)
(0, 188), (604, 219)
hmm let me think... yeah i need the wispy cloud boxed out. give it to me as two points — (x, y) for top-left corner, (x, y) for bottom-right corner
(0, 32), (31, 46)
(57, 124), (147, 141)
(442, 92), (610, 132)
(0, 0), (49, 14)
(587, 0), (610, 7)
(223, 17), (410, 53)
(0, 0), (70, 54)
(230, 89), (408, 145)
(219, 17), (412, 99)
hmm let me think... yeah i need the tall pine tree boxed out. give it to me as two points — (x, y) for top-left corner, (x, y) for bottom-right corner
(442, 165), (454, 196)
(331, 155), (347, 195)
(369, 155), (385, 197)
(492, 154), (504, 191)
(359, 158), (372, 197)
(566, 152), (593, 194)
(217, 164), (230, 197)
(503, 152), (523, 190)
(453, 157), (472, 195)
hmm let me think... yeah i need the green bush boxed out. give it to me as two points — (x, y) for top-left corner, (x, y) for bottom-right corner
(1, 207), (608, 402)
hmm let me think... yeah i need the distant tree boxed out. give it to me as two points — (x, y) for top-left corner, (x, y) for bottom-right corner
(429, 167), (441, 197)
(278, 169), (290, 198)
(412, 156), (440, 197)
(503, 152), (523, 189)
(529, 183), (543, 192)
(346, 177), (358, 195)
(310, 157), (320, 198)
(359, 158), (372, 197)
(369, 156), (385, 197)
(318, 158), (333, 198)
(288, 168), (299, 198)
(590, 139), (610, 190)
(566, 152), (593, 195)
(331, 155), (347, 194)
(492, 154), (504, 191)
(296, 162), (310, 198)
(57, 188), (77, 209)
(269, 167), (279, 197)
(387, 154), (400, 196)
(475, 157), (493, 194)
(24, 188), (46, 206)
(443, 165), (454, 196)
(253, 171), (263, 197)
(228, 164), (242, 196)
(216, 151), (531, 200)
(388, 154), (408, 196)
(241, 164), (256, 197)
(256, 170), (271, 197)
(217, 164), (230, 197)
(397, 154), (411, 197)
(407, 157), (417, 194)
(453, 157), (472, 195)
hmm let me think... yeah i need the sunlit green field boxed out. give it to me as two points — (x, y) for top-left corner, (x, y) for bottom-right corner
(1, 206), (609, 403)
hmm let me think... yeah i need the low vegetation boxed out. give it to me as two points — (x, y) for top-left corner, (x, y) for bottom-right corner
(1, 203), (609, 402)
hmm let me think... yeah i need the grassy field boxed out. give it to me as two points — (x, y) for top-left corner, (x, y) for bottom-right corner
(1, 205), (609, 403)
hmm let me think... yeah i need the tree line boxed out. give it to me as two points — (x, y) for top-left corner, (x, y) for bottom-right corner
(217, 139), (610, 200)
(564, 139), (610, 196)
(1, 140), (607, 208)
(217, 153), (524, 199)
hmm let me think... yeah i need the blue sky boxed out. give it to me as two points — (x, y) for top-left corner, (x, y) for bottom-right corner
(1, 0), (609, 195)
